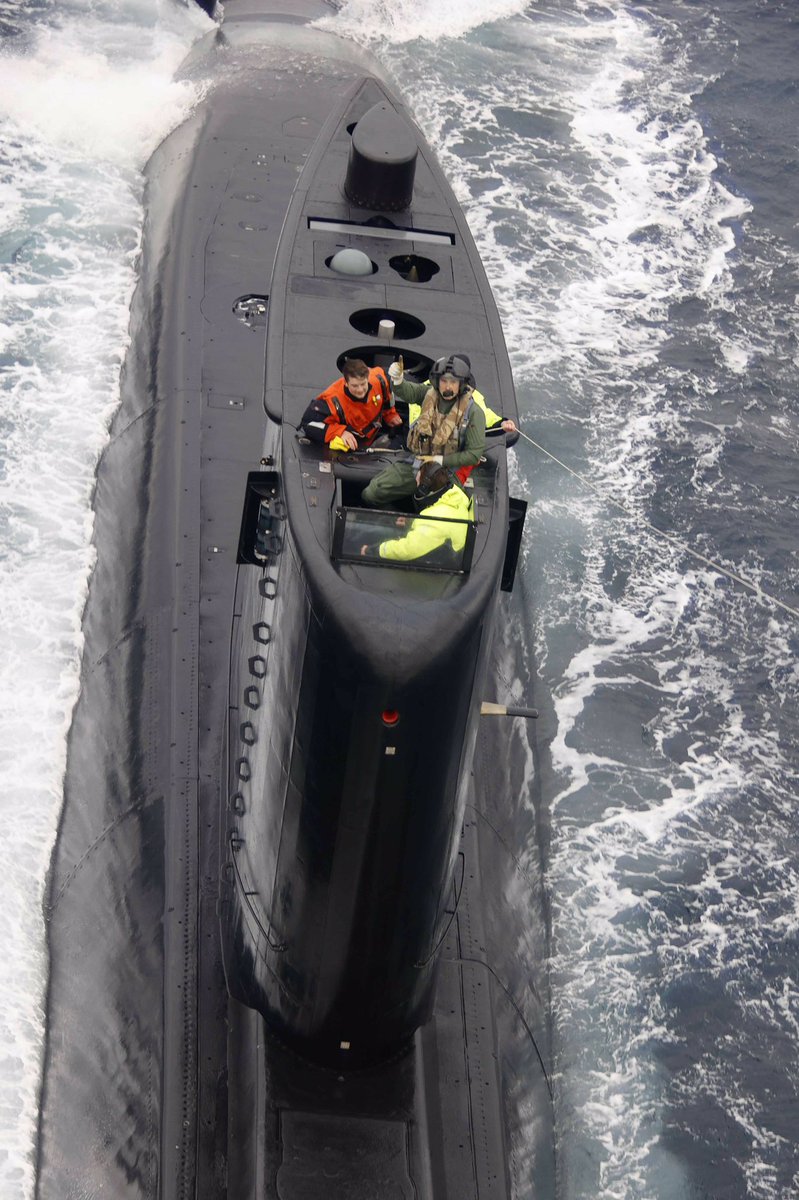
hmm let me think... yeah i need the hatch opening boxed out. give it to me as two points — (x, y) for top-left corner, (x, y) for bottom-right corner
(238, 471), (283, 565)
(332, 506), (475, 575)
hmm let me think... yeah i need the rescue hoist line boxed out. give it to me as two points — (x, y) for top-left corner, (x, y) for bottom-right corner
(516, 428), (799, 622)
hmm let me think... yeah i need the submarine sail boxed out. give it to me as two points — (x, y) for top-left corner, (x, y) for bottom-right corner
(35, 3), (553, 1197)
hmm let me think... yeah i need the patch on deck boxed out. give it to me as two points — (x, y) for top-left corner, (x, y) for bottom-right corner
(277, 1110), (414, 1199)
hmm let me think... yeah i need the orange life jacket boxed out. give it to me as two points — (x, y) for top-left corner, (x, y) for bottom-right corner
(317, 368), (395, 446)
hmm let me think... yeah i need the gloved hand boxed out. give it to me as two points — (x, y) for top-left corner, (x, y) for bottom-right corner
(388, 360), (404, 385)
(419, 455), (443, 465)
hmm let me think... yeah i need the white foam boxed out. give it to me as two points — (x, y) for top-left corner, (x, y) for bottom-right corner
(540, 487), (798, 1191)
(452, 13), (791, 1189)
(0, 3), (211, 1194)
(0, 16), (207, 167)
(317, 0), (528, 44)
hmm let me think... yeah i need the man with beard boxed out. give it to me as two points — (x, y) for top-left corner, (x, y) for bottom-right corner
(361, 354), (486, 508)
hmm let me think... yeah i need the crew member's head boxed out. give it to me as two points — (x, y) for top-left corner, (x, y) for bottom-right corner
(413, 461), (451, 511)
(430, 354), (474, 401)
(341, 357), (370, 400)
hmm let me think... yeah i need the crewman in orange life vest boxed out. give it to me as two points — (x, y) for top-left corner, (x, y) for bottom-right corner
(301, 357), (402, 451)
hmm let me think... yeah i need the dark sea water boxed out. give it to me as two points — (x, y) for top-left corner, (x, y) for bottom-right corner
(1, 1), (797, 1197)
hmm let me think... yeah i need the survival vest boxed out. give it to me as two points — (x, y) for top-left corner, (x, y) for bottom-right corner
(405, 387), (475, 458)
(408, 385), (500, 429)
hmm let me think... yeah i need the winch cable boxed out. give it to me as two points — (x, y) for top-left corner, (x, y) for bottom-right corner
(515, 428), (799, 622)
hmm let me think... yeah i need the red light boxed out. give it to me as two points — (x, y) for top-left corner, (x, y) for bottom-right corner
(381, 709), (400, 727)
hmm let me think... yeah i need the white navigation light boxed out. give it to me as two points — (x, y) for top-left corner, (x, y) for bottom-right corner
(329, 248), (374, 276)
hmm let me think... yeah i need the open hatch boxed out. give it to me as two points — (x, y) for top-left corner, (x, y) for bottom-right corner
(332, 504), (476, 574)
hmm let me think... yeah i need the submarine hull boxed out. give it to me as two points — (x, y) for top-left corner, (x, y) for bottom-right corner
(223, 506), (501, 1061)
(35, 5), (554, 1197)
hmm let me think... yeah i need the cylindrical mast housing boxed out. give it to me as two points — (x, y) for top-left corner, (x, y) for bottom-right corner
(345, 101), (418, 211)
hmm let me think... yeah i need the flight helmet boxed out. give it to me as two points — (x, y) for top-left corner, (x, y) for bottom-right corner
(429, 354), (474, 395)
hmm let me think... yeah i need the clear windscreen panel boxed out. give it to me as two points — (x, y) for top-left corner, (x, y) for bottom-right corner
(332, 507), (475, 574)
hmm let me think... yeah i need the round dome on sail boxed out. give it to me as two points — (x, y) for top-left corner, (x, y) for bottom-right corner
(327, 249), (376, 276)
(345, 102), (418, 212)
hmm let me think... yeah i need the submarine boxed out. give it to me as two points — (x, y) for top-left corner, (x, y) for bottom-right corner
(35, 2), (555, 1197)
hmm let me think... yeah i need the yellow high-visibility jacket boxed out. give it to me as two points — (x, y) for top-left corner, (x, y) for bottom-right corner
(378, 484), (474, 563)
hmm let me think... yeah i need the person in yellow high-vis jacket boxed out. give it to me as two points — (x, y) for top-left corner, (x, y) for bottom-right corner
(370, 462), (474, 564)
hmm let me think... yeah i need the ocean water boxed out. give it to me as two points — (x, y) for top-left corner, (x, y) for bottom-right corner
(0, 2), (211, 1195)
(1, 1), (797, 1198)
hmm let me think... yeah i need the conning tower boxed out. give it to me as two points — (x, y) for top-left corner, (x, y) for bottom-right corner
(221, 81), (516, 1067)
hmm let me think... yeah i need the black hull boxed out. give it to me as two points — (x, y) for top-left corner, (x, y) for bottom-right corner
(35, 4), (554, 1197)
(223, 501), (500, 1062)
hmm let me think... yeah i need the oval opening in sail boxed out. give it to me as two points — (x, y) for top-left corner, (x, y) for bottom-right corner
(389, 254), (440, 283)
(348, 308), (425, 339)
